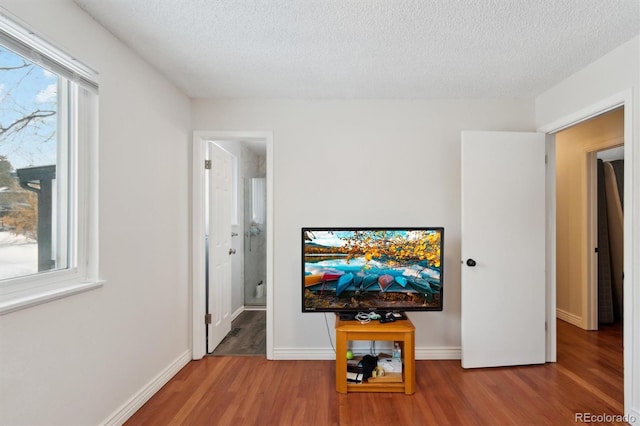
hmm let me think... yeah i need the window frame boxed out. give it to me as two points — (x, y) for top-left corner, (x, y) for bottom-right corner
(0, 12), (101, 315)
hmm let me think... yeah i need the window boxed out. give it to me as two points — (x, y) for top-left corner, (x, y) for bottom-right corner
(0, 12), (100, 314)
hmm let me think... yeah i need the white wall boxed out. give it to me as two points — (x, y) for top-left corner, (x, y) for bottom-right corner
(0, 1), (191, 425)
(536, 36), (640, 423)
(192, 98), (535, 358)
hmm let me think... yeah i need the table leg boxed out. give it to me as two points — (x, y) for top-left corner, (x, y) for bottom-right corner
(404, 331), (415, 394)
(335, 330), (347, 393)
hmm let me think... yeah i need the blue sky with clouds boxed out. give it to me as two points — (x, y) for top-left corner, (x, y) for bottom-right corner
(0, 45), (58, 170)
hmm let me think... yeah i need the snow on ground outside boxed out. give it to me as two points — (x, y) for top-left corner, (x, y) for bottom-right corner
(0, 231), (37, 280)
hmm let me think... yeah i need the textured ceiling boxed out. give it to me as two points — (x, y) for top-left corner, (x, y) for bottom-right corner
(74, 0), (639, 99)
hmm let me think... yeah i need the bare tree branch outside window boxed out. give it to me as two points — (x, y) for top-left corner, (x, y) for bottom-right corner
(1, 45), (58, 279)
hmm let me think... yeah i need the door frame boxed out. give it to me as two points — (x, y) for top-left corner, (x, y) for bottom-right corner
(192, 130), (274, 360)
(538, 89), (636, 417)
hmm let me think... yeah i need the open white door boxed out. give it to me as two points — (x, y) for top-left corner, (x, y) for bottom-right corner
(207, 143), (233, 352)
(461, 131), (546, 368)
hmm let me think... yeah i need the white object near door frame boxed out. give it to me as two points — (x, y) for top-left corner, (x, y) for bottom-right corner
(192, 130), (274, 360)
(538, 88), (637, 420)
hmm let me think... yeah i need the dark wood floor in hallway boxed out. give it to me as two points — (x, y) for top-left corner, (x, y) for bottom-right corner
(211, 310), (266, 356)
(125, 319), (624, 426)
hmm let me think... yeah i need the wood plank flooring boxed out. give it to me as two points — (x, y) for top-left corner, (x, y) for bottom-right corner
(125, 320), (624, 426)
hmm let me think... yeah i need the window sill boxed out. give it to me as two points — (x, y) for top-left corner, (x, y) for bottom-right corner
(0, 279), (106, 316)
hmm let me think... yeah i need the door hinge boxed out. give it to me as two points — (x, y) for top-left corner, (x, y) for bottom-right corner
(205, 160), (212, 169)
(205, 313), (212, 324)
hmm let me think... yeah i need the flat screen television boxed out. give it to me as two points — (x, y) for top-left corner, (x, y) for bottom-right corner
(302, 227), (444, 313)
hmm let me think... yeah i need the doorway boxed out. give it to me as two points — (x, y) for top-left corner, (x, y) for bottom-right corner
(553, 107), (624, 409)
(594, 146), (624, 328)
(554, 107), (624, 331)
(208, 139), (267, 354)
(192, 131), (274, 360)
(243, 175), (267, 308)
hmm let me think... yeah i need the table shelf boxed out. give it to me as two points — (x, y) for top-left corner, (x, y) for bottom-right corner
(335, 317), (415, 394)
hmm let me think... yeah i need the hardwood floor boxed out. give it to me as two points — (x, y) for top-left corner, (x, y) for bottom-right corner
(125, 320), (624, 426)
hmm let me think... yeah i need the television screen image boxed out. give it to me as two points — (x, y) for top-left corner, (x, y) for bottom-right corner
(302, 227), (444, 313)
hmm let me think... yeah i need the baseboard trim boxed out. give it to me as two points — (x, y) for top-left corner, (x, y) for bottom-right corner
(231, 306), (244, 321)
(101, 349), (191, 426)
(271, 347), (461, 360)
(415, 347), (461, 360)
(556, 308), (584, 328)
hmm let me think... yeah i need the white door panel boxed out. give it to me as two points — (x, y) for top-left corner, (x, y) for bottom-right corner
(207, 143), (233, 352)
(461, 131), (546, 368)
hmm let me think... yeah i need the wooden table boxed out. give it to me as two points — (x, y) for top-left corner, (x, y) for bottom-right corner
(335, 317), (415, 394)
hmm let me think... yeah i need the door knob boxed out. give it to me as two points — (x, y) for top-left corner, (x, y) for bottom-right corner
(229, 248), (236, 255)
(466, 258), (477, 267)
